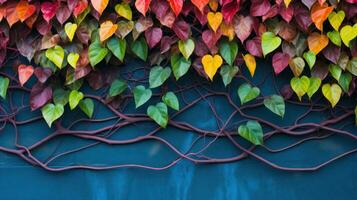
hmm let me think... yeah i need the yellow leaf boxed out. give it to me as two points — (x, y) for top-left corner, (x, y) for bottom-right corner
(67, 53), (80, 68)
(322, 83), (342, 108)
(202, 54), (223, 81)
(307, 32), (329, 55)
(328, 11), (345, 31)
(99, 21), (118, 42)
(284, 0), (292, 7)
(243, 54), (256, 77)
(207, 12), (222, 33)
(115, 3), (132, 21)
(64, 22), (78, 42)
(340, 24), (357, 47)
(220, 22), (235, 41)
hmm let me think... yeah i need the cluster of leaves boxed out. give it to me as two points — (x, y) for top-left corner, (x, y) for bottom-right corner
(0, 0), (356, 144)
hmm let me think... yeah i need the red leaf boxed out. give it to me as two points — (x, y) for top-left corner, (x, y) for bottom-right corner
(151, 0), (176, 28)
(34, 67), (52, 83)
(30, 83), (52, 111)
(145, 27), (163, 48)
(202, 29), (221, 53)
(245, 37), (262, 57)
(263, 5), (279, 21)
(135, 0), (151, 16)
(73, 0), (88, 17)
(250, 0), (270, 17)
(233, 15), (254, 43)
(279, 5), (294, 23)
(172, 20), (191, 40)
(222, 0), (240, 23)
(18, 64), (34, 86)
(167, 0), (183, 16)
(193, 6), (208, 26)
(191, 0), (209, 12)
(272, 52), (290, 75)
(41, 1), (58, 23)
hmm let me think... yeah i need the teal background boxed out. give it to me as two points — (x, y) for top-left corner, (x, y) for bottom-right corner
(0, 59), (356, 199)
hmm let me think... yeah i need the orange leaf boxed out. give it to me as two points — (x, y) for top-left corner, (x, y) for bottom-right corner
(135, 0), (151, 16)
(91, 0), (108, 15)
(220, 21), (235, 41)
(208, 0), (218, 12)
(243, 54), (256, 77)
(191, 0), (209, 12)
(0, 5), (6, 21)
(6, 2), (20, 27)
(168, 0), (183, 16)
(16, 0), (36, 22)
(99, 21), (118, 42)
(311, 2), (333, 31)
(307, 32), (329, 55)
(18, 64), (34, 86)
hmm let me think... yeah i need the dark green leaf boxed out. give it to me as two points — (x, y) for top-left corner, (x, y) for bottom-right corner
(131, 37), (148, 61)
(79, 98), (94, 118)
(107, 36), (126, 62)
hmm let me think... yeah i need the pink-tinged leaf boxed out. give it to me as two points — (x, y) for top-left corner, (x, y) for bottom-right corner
(75, 65), (92, 80)
(167, 0), (183, 16)
(30, 83), (52, 111)
(322, 44), (340, 64)
(294, 6), (312, 31)
(263, 5), (279, 21)
(73, 0), (88, 17)
(67, 0), (78, 11)
(245, 37), (263, 57)
(151, 0), (176, 28)
(279, 5), (293, 23)
(145, 27), (163, 48)
(250, 0), (271, 17)
(56, 4), (71, 25)
(202, 29), (221, 51)
(345, 0), (357, 3)
(272, 52), (290, 75)
(194, 38), (209, 57)
(36, 17), (52, 36)
(18, 64), (34, 86)
(233, 15), (254, 43)
(302, 0), (316, 9)
(222, 0), (240, 23)
(41, 1), (58, 23)
(160, 36), (172, 54)
(172, 20), (191, 40)
(135, 0), (151, 16)
(181, 1), (192, 16)
(193, 6), (208, 26)
(34, 67), (52, 83)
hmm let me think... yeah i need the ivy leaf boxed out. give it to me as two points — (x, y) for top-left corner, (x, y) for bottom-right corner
(338, 72), (352, 93)
(145, 27), (163, 48)
(207, 12), (223, 33)
(178, 39), (195, 60)
(170, 54), (191, 80)
(133, 85), (152, 108)
(149, 66), (171, 88)
(340, 24), (357, 47)
(329, 64), (342, 81)
(88, 42), (108, 67)
(135, 0), (151, 16)
(290, 75), (310, 100)
(109, 79), (127, 97)
(79, 98), (94, 118)
(64, 22), (78, 42)
(220, 65), (238, 87)
(307, 33), (329, 55)
(202, 54), (223, 81)
(307, 77), (321, 99)
(41, 103), (64, 127)
(99, 21), (118, 42)
(131, 37), (148, 61)
(263, 95), (285, 117)
(261, 32), (282, 57)
(237, 83), (260, 105)
(328, 11), (345, 31)
(45, 45), (65, 69)
(18, 64), (34, 86)
(115, 2), (132, 20)
(91, 0), (109, 15)
(327, 31), (341, 47)
(289, 57), (305, 77)
(67, 53), (79, 68)
(53, 88), (69, 106)
(191, 0), (209, 12)
(272, 52), (290, 75)
(107, 37), (126, 62)
(0, 76), (10, 99)
(303, 51), (316, 69)
(69, 90), (84, 110)
(311, 3), (333, 31)
(219, 39), (238, 66)
(322, 83), (342, 108)
(238, 120), (263, 145)
(346, 57), (357, 76)
(167, 0), (183, 16)
(243, 54), (256, 77)
(147, 102), (168, 128)
(162, 92), (179, 111)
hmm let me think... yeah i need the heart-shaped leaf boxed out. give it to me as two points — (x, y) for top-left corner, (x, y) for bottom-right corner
(263, 95), (285, 117)
(322, 83), (342, 108)
(0, 76), (10, 99)
(289, 57), (305, 77)
(303, 51), (316, 69)
(340, 24), (357, 47)
(290, 75), (310, 100)
(131, 37), (148, 61)
(53, 88), (69, 106)
(133, 85), (152, 108)
(99, 20), (118, 42)
(311, 3), (333, 31)
(91, 0), (109, 15)
(238, 120), (263, 145)
(107, 36), (126, 62)
(69, 90), (84, 110)
(327, 31), (341, 47)
(328, 11), (345, 31)
(171, 54), (191, 80)
(41, 103), (64, 127)
(219, 39), (238, 66)
(220, 65), (239, 87)
(18, 64), (34, 86)
(88, 42), (108, 67)
(329, 64), (342, 81)
(109, 79), (127, 97)
(147, 102), (168, 128)
(45, 45), (65, 69)
(135, 0), (151, 16)
(67, 53), (80, 68)
(261, 32), (282, 57)
(243, 54), (256, 77)
(307, 33), (329, 55)
(79, 98), (94, 118)
(16, 0), (36, 22)
(238, 83), (260, 105)
(145, 27), (162, 48)
(202, 54), (223, 81)
(191, 0), (209, 12)
(178, 39), (195, 60)
(162, 91), (179, 111)
(149, 66), (171, 88)
(307, 77), (321, 99)
(338, 72), (352, 93)
(272, 52), (290, 75)
(115, 2), (132, 20)
(64, 22), (78, 42)
(116, 20), (134, 38)
(207, 12), (222, 32)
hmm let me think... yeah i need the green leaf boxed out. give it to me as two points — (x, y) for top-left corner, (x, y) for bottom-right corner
(290, 76), (310, 101)
(0, 76), (10, 99)
(303, 51), (316, 69)
(170, 54), (191, 80)
(219, 39), (238, 66)
(41, 103), (64, 127)
(346, 57), (357, 76)
(261, 32), (282, 57)
(64, 22), (78, 42)
(338, 72), (352, 93)
(109, 79), (127, 97)
(329, 64), (342, 81)
(162, 92), (179, 111)
(328, 11), (345, 31)
(88, 42), (109, 67)
(115, 2), (132, 20)
(45, 45), (65, 69)
(178, 39), (195, 60)
(131, 37), (148, 61)
(107, 36), (126, 62)
(75, 7), (90, 25)
(147, 102), (168, 128)
(289, 57), (305, 77)
(69, 90), (84, 110)
(263, 95), (285, 117)
(220, 65), (238, 87)
(133, 85), (152, 108)
(322, 83), (342, 108)
(327, 31), (341, 47)
(238, 120), (263, 145)
(149, 66), (171, 88)
(307, 77), (321, 99)
(237, 83), (260, 105)
(67, 53), (79, 68)
(79, 98), (94, 118)
(53, 88), (70, 105)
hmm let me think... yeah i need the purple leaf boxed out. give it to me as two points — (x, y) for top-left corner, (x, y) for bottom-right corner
(272, 52), (290, 75)
(30, 83), (52, 111)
